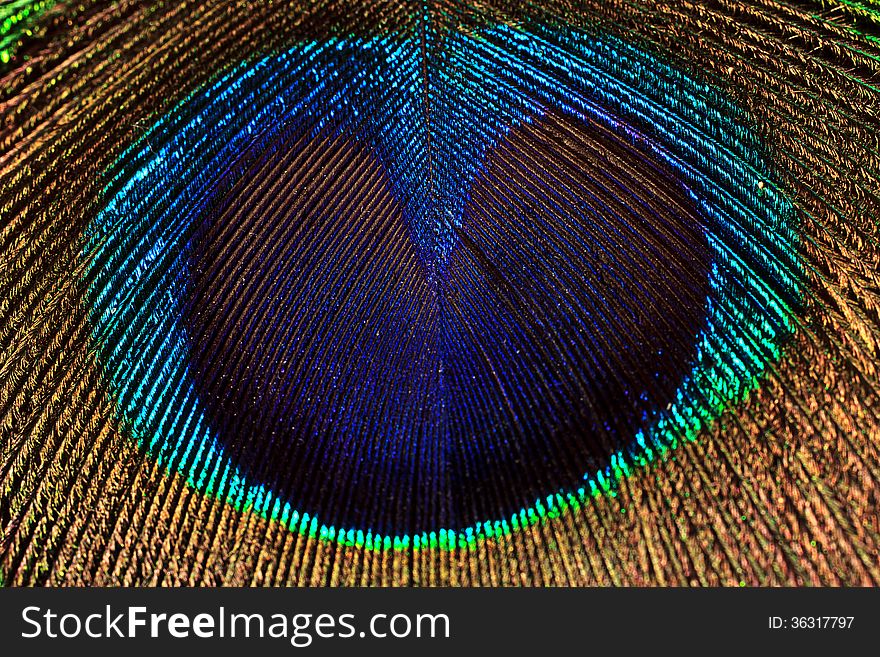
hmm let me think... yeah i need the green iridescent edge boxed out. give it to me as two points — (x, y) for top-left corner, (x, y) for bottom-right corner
(0, 0), (56, 65)
(830, 0), (880, 22)
(221, 364), (783, 552)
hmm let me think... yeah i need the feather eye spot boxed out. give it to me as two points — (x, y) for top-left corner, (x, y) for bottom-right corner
(83, 26), (799, 540)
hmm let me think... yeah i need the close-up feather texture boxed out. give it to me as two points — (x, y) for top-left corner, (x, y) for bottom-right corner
(0, 0), (879, 586)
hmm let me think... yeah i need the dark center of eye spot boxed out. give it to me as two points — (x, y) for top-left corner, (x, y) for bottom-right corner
(182, 109), (712, 536)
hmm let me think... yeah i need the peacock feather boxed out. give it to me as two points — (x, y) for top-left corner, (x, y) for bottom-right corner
(1, 0), (879, 586)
